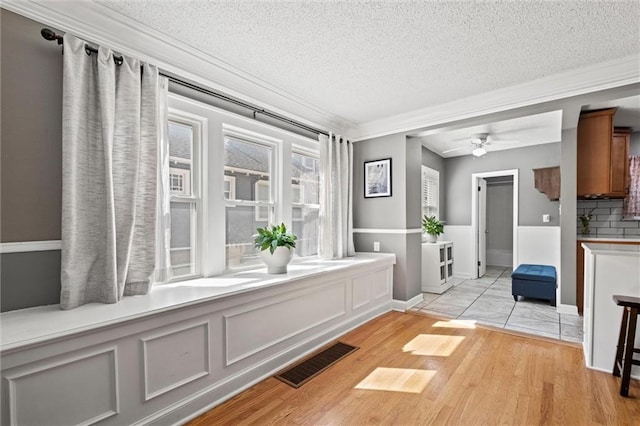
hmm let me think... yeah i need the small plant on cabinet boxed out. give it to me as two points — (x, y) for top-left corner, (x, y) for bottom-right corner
(422, 215), (444, 243)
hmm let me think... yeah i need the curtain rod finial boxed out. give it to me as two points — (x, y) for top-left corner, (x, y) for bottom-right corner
(41, 28), (63, 45)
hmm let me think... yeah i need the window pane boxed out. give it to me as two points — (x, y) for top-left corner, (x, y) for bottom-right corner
(169, 121), (193, 196)
(291, 152), (319, 256)
(170, 201), (196, 277)
(291, 152), (319, 205)
(291, 206), (319, 256)
(422, 166), (439, 219)
(226, 204), (274, 269)
(224, 137), (272, 202)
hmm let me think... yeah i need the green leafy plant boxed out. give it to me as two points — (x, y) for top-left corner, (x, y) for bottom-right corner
(422, 215), (444, 236)
(254, 223), (297, 254)
(579, 208), (595, 235)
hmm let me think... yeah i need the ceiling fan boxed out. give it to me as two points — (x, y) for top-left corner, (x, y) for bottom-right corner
(442, 133), (518, 157)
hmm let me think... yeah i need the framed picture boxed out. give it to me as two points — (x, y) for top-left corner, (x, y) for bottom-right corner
(364, 158), (392, 198)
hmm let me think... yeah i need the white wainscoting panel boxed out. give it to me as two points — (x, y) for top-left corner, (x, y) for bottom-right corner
(141, 321), (210, 401)
(223, 280), (347, 366)
(516, 226), (561, 296)
(516, 226), (561, 269)
(1, 254), (395, 426)
(352, 268), (391, 311)
(6, 347), (118, 426)
(441, 226), (474, 279)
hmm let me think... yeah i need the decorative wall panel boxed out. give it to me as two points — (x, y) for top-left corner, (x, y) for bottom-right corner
(224, 280), (347, 365)
(141, 321), (210, 401)
(6, 347), (118, 426)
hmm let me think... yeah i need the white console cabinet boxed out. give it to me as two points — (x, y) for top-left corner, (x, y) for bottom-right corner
(422, 241), (454, 293)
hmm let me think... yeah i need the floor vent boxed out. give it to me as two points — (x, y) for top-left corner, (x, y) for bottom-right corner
(275, 342), (359, 388)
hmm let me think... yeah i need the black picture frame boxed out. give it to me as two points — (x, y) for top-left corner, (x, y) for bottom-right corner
(364, 158), (392, 198)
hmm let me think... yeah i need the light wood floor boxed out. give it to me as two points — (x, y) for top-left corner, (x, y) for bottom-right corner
(186, 311), (639, 425)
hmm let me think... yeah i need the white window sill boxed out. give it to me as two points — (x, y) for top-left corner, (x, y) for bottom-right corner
(0, 253), (395, 352)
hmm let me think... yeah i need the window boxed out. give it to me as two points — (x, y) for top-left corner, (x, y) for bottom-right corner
(168, 118), (201, 279)
(223, 175), (236, 200)
(422, 165), (439, 219)
(224, 136), (275, 270)
(169, 167), (191, 195)
(291, 151), (320, 256)
(165, 94), (319, 280)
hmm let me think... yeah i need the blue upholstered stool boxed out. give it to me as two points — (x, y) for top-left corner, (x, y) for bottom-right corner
(512, 264), (557, 306)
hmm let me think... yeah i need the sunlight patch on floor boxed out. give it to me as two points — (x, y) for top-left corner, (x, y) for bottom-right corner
(354, 367), (436, 393)
(432, 319), (477, 329)
(402, 334), (465, 356)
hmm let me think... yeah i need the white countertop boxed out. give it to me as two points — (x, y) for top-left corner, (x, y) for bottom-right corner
(0, 253), (396, 352)
(581, 242), (640, 255)
(577, 235), (640, 243)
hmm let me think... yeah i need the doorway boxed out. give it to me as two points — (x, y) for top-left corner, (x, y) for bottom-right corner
(472, 170), (518, 279)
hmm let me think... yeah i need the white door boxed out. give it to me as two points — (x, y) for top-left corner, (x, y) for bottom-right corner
(478, 178), (487, 278)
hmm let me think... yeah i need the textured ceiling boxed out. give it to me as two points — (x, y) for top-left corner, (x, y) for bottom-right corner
(97, 1), (640, 126)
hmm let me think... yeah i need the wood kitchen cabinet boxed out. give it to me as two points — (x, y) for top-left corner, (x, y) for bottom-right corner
(577, 108), (630, 198)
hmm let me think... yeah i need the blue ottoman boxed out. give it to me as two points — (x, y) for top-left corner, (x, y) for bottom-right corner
(512, 264), (557, 306)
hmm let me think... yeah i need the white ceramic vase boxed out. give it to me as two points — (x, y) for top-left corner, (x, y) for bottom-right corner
(260, 246), (293, 274)
(426, 233), (437, 243)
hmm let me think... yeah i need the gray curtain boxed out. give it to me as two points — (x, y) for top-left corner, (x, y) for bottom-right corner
(61, 34), (159, 309)
(318, 133), (355, 259)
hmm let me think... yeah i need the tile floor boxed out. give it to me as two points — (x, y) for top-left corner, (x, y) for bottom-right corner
(408, 266), (584, 343)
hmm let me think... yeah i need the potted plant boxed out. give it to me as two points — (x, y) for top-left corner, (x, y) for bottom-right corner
(579, 208), (595, 235)
(254, 223), (297, 273)
(422, 215), (444, 243)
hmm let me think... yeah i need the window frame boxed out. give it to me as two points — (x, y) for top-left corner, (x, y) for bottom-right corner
(164, 93), (318, 282)
(291, 147), (320, 255)
(166, 109), (205, 282)
(422, 165), (440, 220)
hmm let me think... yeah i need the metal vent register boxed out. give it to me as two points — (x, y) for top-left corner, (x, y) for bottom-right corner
(274, 342), (359, 388)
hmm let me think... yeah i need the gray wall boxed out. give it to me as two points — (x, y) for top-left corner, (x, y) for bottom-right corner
(421, 145), (447, 221)
(444, 143), (561, 226)
(486, 179), (514, 251)
(1, 10), (63, 311)
(353, 134), (421, 302)
(1, 9), (63, 242)
(560, 128), (578, 306)
(631, 131), (640, 156)
(353, 133), (407, 229)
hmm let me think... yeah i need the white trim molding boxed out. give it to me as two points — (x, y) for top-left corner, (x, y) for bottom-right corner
(471, 169), (519, 278)
(2, 0), (355, 136)
(556, 304), (579, 316)
(7, 1), (636, 144)
(353, 228), (422, 234)
(391, 294), (424, 312)
(353, 54), (640, 141)
(0, 240), (62, 254)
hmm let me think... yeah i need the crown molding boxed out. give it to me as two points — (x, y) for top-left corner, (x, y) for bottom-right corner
(353, 54), (640, 141)
(3, 0), (355, 136)
(4, 1), (637, 142)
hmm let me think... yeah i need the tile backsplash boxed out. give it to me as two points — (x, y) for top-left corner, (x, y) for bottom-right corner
(577, 199), (640, 237)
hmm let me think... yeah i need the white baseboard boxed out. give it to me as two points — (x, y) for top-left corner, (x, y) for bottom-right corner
(487, 249), (513, 268)
(587, 365), (640, 381)
(557, 304), (579, 316)
(454, 273), (474, 280)
(392, 294), (424, 312)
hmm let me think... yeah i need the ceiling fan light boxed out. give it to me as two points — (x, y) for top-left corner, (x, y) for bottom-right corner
(472, 147), (486, 157)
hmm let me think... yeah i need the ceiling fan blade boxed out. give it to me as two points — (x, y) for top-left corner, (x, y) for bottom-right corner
(488, 139), (519, 144)
(442, 146), (469, 154)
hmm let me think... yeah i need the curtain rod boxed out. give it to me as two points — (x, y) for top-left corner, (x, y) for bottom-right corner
(40, 28), (331, 137)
